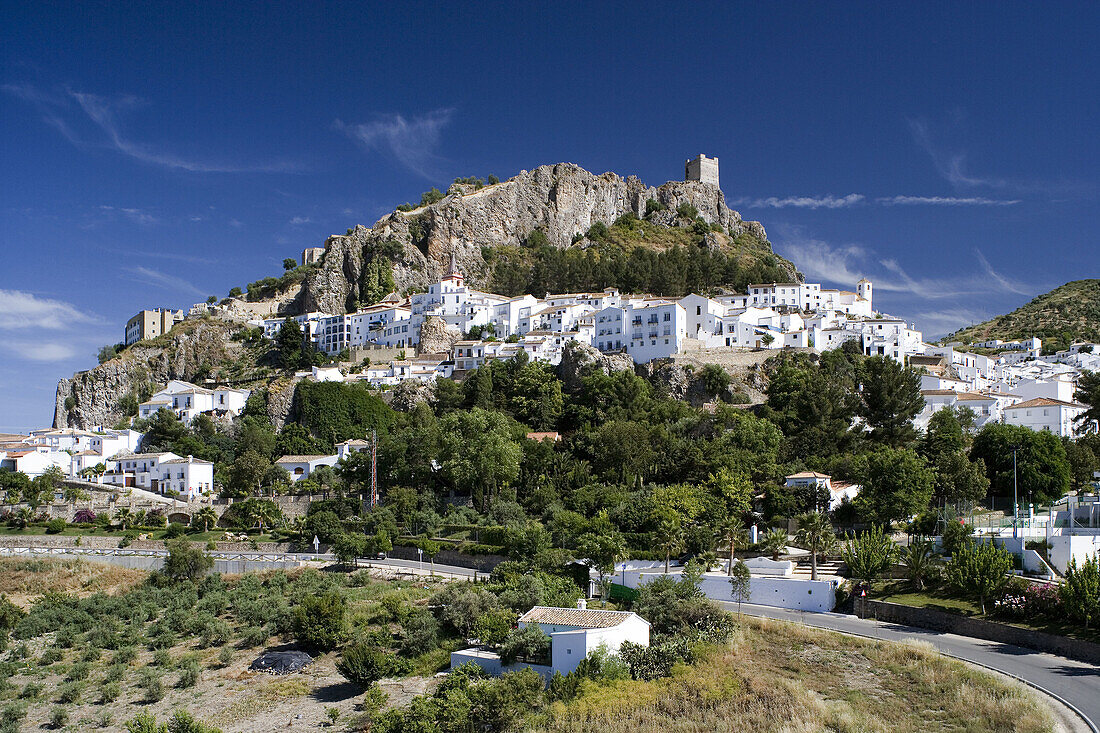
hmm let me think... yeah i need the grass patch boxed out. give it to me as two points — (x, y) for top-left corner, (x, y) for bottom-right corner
(542, 616), (1052, 733)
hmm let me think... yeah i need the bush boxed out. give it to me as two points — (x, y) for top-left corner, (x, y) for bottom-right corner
(113, 645), (137, 665)
(68, 660), (92, 680)
(99, 681), (121, 704)
(19, 682), (43, 700)
(217, 646), (234, 668)
(238, 625), (268, 648)
(74, 509), (97, 524)
(399, 611), (439, 657)
(163, 538), (213, 582)
(586, 221), (609, 240)
(177, 656), (201, 688)
(337, 643), (409, 686)
(165, 522), (187, 539)
(138, 668), (164, 703)
(45, 518), (67, 534)
(676, 202), (699, 220)
(50, 707), (69, 729)
(39, 647), (64, 665)
(500, 625), (550, 665)
(104, 663), (127, 683)
(645, 198), (667, 216)
(57, 681), (83, 704)
(293, 592), (345, 651)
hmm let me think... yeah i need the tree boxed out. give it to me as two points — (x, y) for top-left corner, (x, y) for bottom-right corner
(859, 356), (923, 446)
(294, 592), (345, 651)
(508, 362), (563, 429)
(765, 359), (858, 459)
(337, 642), (406, 686)
(857, 447), (934, 525)
(193, 506), (218, 532)
(717, 517), (749, 576)
(651, 508), (684, 574)
(841, 525), (896, 586)
(115, 507), (134, 531)
(333, 533), (367, 567)
(1076, 370), (1100, 429)
(1060, 554), (1100, 628)
(761, 528), (788, 561)
(439, 408), (523, 511)
(699, 364), (731, 401)
(97, 344), (121, 364)
(283, 258), (297, 271)
(795, 512), (836, 581)
(931, 451), (990, 505)
(728, 560), (751, 614)
(418, 539), (441, 576)
(945, 540), (1011, 614)
(576, 521), (626, 593)
(276, 318), (305, 369)
(62, 484), (89, 503)
(227, 450), (270, 498)
(901, 539), (937, 590)
(163, 538), (214, 582)
(970, 423), (1071, 504)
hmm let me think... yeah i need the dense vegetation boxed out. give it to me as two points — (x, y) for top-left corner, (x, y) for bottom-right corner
(948, 279), (1100, 351)
(487, 212), (793, 298)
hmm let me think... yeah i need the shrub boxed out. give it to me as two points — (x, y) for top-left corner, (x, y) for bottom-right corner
(45, 518), (66, 534)
(163, 538), (213, 582)
(500, 625), (550, 665)
(99, 681), (121, 704)
(138, 668), (164, 703)
(644, 198), (666, 216)
(337, 643), (410, 686)
(217, 646), (234, 668)
(293, 592), (345, 651)
(19, 682), (43, 700)
(153, 649), (173, 667)
(113, 645), (137, 665)
(74, 509), (97, 524)
(104, 663), (127, 683)
(200, 617), (232, 648)
(177, 656), (201, 688)
(239, 624), (268, 648)
(50, 707), (69, 729)
(399, 611), (439, 657)
(165, 522), (187, 539)
(68, 660), (92, 680)
(57, 681), (83, 704)
(82, 646), (103, 662)
(586, 221), (609, 240)
(676, 202), (699, 219)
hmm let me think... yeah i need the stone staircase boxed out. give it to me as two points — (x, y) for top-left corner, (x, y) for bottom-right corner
(791, 559), (844, 579)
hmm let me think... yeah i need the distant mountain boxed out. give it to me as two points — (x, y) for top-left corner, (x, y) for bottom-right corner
(947, 279), (1100, 349)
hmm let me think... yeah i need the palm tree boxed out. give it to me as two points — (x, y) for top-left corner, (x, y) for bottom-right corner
(252, 502), (281, 533)
(652, 510), (684, 574)
(62, 485), (90, 503)
(795, 511), (837, 581)
(115, 507), (133, 531)
(902, 539), (936, 590)
(718, 519), (750, 576)
(12, 506), (34, 529)
(193, 506), (219, 533)
(762, 528), (789, 561)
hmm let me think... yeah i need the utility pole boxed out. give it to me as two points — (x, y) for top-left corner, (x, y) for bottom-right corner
(369, 428), (378, 509)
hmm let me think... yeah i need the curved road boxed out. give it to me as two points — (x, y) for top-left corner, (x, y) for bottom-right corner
(723, 602), (1100, 731)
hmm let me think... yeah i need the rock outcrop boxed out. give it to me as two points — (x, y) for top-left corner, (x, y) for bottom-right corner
(296, 163), (793, 314)
(417, 315), (462, 355)
(556, 341), (636, 391)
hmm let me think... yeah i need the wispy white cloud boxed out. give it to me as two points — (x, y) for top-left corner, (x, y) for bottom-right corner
(99, 205), (158, 225)
(912, 308), (993, 339)
(772, 228), (871, 284)
(4, 83), (299, 173)
(289, 216), (312, 225)
(877, 195), (1020, 206)
(0, 290), (99, 330)
(908, 118), (1008, 190)
(125, 266), (207, 297)
(6, 341), (78, 362)
(731, 194), (864, 210)
(974, 249), (1031, 296)
(335, 108), (454, 179)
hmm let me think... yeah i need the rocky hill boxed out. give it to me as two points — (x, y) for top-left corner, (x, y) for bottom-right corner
(55, 162), (798, 428)
(290, 162), (797, 314)
(947, 279), (1100, 349)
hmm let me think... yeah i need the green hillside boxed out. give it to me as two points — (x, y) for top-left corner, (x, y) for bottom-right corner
(948, 279), (1100, 350)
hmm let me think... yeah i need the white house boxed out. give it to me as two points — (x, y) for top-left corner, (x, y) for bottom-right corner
(784, 472), (858, 511)
(103, 451), (213, 498)
(1002, 397), (1093, 438)
(450, 604), (650, 678)
(138, 380), (250, 425)
(276, 454), (339, 482)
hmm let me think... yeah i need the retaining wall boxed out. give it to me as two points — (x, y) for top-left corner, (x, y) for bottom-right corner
(619, 568), (838, 613)
(855, 599), (1100, 666)
(388, 544), (507, 572)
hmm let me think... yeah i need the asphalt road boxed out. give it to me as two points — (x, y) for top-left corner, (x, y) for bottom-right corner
(724, 601), (1100, 731)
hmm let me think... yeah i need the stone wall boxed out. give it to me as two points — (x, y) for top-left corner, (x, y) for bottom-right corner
(855, 599), (1100, 665)
(389, 544), (507, 572)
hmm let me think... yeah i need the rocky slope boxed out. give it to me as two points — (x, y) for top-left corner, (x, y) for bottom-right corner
(295, 163), (794, 314)
(55, 319), (266, 429)
(946, 279), (1100, 348)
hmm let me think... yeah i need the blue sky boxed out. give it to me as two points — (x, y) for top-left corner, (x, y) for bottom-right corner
(2, 2), (1098, 430)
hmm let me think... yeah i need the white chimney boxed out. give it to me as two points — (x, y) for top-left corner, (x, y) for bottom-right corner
(576, 598), (587, 610)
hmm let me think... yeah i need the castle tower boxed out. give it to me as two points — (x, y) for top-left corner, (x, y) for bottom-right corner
(685, 154), (720, 188)
(857, 278), (872, 308)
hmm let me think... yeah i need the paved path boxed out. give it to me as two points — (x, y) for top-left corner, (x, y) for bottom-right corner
(356, 557), (481, 579)
(724, 602), (1100, 731)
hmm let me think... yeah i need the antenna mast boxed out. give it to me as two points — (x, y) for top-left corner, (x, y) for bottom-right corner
(370, 428), (378, 508)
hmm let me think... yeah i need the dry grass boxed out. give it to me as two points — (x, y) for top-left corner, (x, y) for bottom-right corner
(0, 557), (147, 607)
(544, 617), (1053, 733)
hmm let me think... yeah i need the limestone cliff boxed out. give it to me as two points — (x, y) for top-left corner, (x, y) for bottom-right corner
(296, 163), (793, 314)
(54, 319), (260, 429)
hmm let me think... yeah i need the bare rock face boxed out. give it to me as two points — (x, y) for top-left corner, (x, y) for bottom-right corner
(418, 315), (461, 355)
(54, 320), (238, 429)
(387, 380), (434, 412)
(265, 377), (301, 432)
(556, 340), (636, 391)
(297, 163), (787, 315)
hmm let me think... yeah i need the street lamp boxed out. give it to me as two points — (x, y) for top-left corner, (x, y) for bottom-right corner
(1011, 445), (1021, 539)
